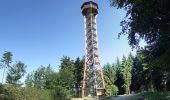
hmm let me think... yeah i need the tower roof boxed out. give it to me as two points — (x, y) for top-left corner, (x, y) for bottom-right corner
(81, 1), (98, 16)
(81, 1), (98, 9)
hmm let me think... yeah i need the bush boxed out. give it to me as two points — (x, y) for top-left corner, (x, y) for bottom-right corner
(0, 84), (14, 100)
(1, 84), (52, 100)
(106, 85), (118, 96)
(0, 84), (23, 100)
(0, 84), (74, 100)
(51, 86), (72, 100)
(24, 87), (51, 100)
(4, 84), (25, 100)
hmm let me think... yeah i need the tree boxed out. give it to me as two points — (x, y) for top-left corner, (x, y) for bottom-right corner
(59, 56), (74, 71)
(137, 49), (155, 91)
(0, 84), (13, 100)
(103, 63), (118, 95)
(45, 72), (60, 89)
(59, 56), (75, 94)
(31, 65), (60, 89)
(1, 51), (13, 83)
(24, 62), (77, 99)
(110, 0), (170, 71)
(131, 51), (143, 92)
(44, 64), (55, 89)
(74, 57), (84, 97)
(130, 49), (164, 92)
(6, 61), (26, 86)
(51, 86), (72, 100)
(115, 57), (124, 94)
(25, 73), (33, 87)
(120, 55), (133, 94)
(59, 68), (74, 91)
(33, 66), (46, 89)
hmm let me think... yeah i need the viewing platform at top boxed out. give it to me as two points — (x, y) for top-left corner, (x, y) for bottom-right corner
(81, 1), (98, 16)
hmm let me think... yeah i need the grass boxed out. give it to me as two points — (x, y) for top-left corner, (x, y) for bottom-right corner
(128, 91), (170, 100)
(100, 96), (112, 100)
(141, 91), (170, 100)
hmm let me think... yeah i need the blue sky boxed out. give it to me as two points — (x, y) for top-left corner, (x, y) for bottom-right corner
(0, 0), (137, 82)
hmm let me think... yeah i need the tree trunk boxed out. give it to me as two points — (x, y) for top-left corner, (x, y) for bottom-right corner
(2, 66), (6, 84)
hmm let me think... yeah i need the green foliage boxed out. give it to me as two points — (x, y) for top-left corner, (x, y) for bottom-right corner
(131, 51), (144, 92)
(0, 84), (24, 100)
(1, 51), (13, 66)
(74, 57), (84, 97)
(24, 87), (51, 100)
(24, 56), (79, 99)
(33, 66), (47, 88)
(131, 49), (168, 92)
(105, 84), (118, 96)
(103, 63), (118, 95)
(29, 65), (60, 89)
(59, 56), (74, 70)
(6, 61), (26, 86)
(25, 73), (34, 87)
(45, 71), (60, 89)
(110, 0), (170, 92)
(0, 84), (52, 100)
(4, 84), (25, 100)
(110, 0), (170, 71)
(58, 56), (75, 96)
(142, 91), (169, 100)
(51, 86), (72, 100)
(0, 84), (13, 100)
(120, 55), (133, 94)
(115, 57), (124, 94)
(1, 51), (13, 83)
(59, 68), (74, 90)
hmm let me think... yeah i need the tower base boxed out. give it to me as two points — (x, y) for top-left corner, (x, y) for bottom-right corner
(96, 88), (105, 97)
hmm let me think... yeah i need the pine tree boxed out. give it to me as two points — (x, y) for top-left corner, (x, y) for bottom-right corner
(115, 57), (124, 94)
(33, 66), (46, 88)
(1, 51), (13, 84)
(59, 56), (75, 95)
(103, 63), (118, 95)
(120, 55), (133, 94)
(74, 57), (84, 97)
(25, 73), (33, 87)
(6, 61), (26, 86)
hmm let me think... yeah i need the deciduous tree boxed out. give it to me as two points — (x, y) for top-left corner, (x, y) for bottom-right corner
(110, 0), (170, 71)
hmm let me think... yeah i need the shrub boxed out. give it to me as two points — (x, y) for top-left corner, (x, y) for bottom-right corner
(24, 87), (51, 100)
(51, 86), (72, 100)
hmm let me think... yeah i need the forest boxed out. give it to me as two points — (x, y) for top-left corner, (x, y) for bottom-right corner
(0, 49), (170, 100)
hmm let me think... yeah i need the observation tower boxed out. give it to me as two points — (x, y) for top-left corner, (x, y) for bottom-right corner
(81, 1), (105, 97)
